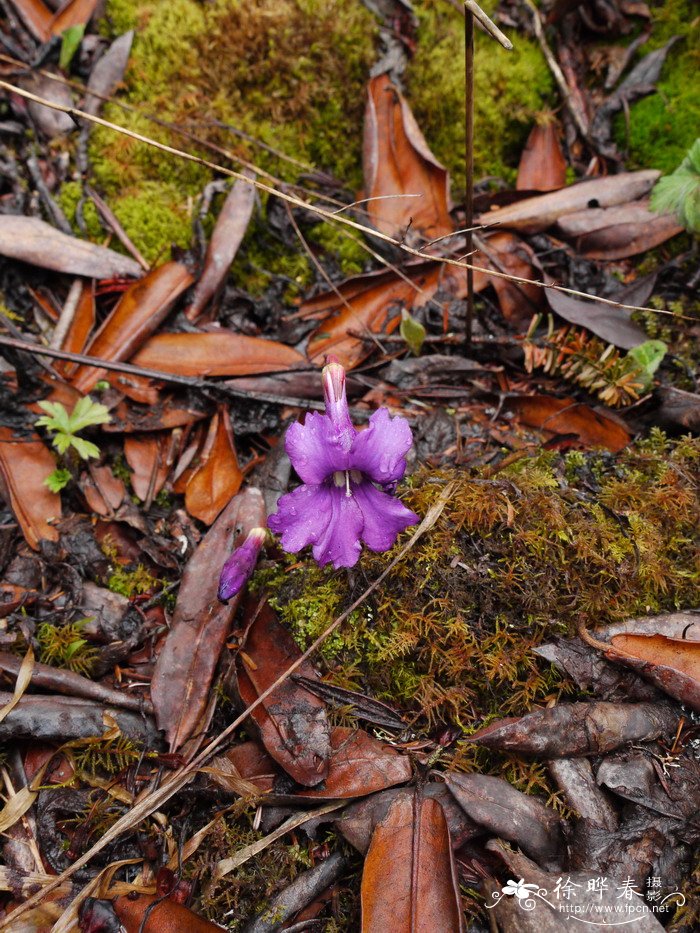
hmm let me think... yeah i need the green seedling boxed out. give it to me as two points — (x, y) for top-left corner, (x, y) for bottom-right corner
(35, 396), (112, 460)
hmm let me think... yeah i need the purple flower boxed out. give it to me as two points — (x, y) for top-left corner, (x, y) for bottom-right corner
(268, 357), (418, 568)
(218, 527), (266, 601)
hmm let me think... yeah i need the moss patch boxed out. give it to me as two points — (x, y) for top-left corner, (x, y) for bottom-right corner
(405, 0), (555, 189)
(615, 0), (700, 172)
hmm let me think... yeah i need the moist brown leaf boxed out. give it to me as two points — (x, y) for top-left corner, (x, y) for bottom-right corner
(184, 408), (243, 524)
(0, 428), (61, 549)
(478, 169), (660, 234)
(606, 634), (700, 712)
(468, 701), (681, 758)
(547, 758), (619, 830)
(71, 261), (193, 393)
(445, 773), (564, 868)
(483, 232), (543, 325)
(233, 599), (331, 787)
(7, 0), (52, 42)
(132, 331), (305, 376)
(516, 121), (567, 192)
(363, 74), (453, 241)
(83, 463), (125, 516)
(113, 893), (223, 933)
(0, 216), (141, 279)
(557, 200), (683, 259)
(82, 30), (134, 117)
(123, 433), (171, 502)
(150, 486), (266, 751)
(48, 0), (97, 35)
(102, 397), (208, 434)
(360, 790), (465, 933)
(506, 395), (631, 451)
(55, 282), (95, 377)
(185, 174), (256, 322)
(545, 286), (647, 350)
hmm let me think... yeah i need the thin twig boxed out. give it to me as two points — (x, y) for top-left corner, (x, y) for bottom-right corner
(464, 0), (513, 50)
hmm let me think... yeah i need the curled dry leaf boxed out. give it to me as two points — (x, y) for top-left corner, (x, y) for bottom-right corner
(123, 433), (171, 502)
(71, 261), (193, 393)
(0, 216), (141, 279)
(363, 74), (453, 241)
(0, 428), (61, 549)
(557, 200), (683, 260)
(547, 758), (619, 830)
(516, 121), (567, 192)
(606, 633), (700, 712)
(48, 0), (98, 35)
(478, 169), (660, 234)
(506, 395), (631, 451)
(150, 486), (266, 751)
(185, 408), (243, 525)
(445, 773), (564, 868)
(55, 282), (95, 377)
(361, 790), (464, 933)
(132, 331), (305, 377)
(233, 599), (331, 787)
(185, 173), (257, 322)
(80, 463), (125, 517)
(113, 893), (223, 933)
(468, 701), (681, 758)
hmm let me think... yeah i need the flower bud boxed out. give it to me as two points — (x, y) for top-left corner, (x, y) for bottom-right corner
(218, 527), (266, 602)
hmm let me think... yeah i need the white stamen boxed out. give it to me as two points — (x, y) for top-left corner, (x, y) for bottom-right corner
(345, 471), (351, 497)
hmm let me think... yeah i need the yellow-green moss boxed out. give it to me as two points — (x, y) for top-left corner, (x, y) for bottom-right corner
(263, 433), (699, 735)
(615, 0), (700, 172)
(406, 0), (555, 189)
(56, 181), (103, 239)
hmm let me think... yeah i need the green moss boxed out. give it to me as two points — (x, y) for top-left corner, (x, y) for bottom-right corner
(615, 0), (700, 172)
(265, 435), (699, 736)
(108, 182), (193, 262)
(56, 181), (103, 239)
(406, 0), (555, 189)
(307, 222), (368, 277)
(36, 620), (99, 675)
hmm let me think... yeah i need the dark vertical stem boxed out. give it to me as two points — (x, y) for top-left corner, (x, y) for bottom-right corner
(464, 7), (475, 347)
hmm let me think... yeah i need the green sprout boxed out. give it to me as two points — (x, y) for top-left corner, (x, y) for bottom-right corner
(35, 396), (112, 461)
(650, 138), (700, 233)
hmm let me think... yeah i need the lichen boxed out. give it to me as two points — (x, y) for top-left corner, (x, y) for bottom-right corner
(405, 0), (555, 189)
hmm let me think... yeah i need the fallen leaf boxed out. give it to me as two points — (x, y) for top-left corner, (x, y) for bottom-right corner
(506, 395), (631, 451)
(185, 174), (256, 321)
(102, 398), (208, 434)
(0, 648), (34, 726)
(113, 893), (223, 933)
(124, 433), (171, 502)
(360, 790), (464, 933)
(71, 261), (193, 393)
(478, 169), (660, 234)
(233, 599), (331, 786)
(81, 463), (125, 517)
(132, 330), (305, 377)
(18, 70), (75, 137)
(0, 216), (141, 279)
(49, 0), (98, 35)
(0, 428), (61, 549)
(363, 74), (453, 240)
(185, 408), (243, 524)
(607, 634), (700, 712)
(445, 773), (564, 868)
(55, 281), (96, 377)
(468, 701), (681, 757)
(82, 30), (134, 117)
(516, 121), (567, 192)
(562, 202), (683, 259)
(150, 486), (266, 751)
(545, 287), (647, 349)
(7, 0), (52, 42)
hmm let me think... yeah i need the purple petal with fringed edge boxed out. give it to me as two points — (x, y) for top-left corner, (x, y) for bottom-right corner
(284, 412), (353, 485)
(349, 408), (413, 487)
(352, 481), (419, 551)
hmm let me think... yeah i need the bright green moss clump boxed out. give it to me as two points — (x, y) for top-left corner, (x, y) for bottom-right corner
(406, 0), (555, 189)
(615, 0), (700, 172)
(262, 433), (699, 732)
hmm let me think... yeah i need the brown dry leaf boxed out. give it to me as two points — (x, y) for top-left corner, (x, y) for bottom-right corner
(49, 0), (97, 34)
(185, 408), (243, 525)
(0, 648), (34, 726)
(0, 428), (61, 549)
(507, 395), (631, 452)
(468, 701), (680, 758)
(123, 433), (171, 502)
(185, 173), (256, 322)
(363, 74), (453, 240)
(607, 634), (700, 712)
(83, 30), (134, 117)
(132, 330), (305, 377)
(545, 284), (647, 349)
(0, 216), (141, 278)
(516, 121), (567, 192)
(71, 261), (193, 393)
(150, 486), (266, 751)
(557, 200), (683, 259)
(482, 232), (543, 325)
(55, 282), (95, 377)
(103, 398), (208, 434)
(233, 599), (331, 787)
(80, 463), (126, 517)
(478, 169), (660, 234)
(360, 790), (464, 933)
(7, 0), (52, 42)
(113, 893), (223, 933)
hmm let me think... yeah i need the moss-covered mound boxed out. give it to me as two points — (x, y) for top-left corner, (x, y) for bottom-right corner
(258, 432), (699, 735)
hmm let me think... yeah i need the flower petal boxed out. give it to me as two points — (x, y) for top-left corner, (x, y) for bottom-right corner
(284, 412), (352, 485)
(268, 483), (332, 553)
(353, 481), (419, 552)
(312, 485), (363, 568)
(349, 408), (413, 486)
(218, 527), (266, 602)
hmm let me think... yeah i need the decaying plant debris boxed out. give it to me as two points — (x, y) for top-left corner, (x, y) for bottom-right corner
(0, 0), (698, 930)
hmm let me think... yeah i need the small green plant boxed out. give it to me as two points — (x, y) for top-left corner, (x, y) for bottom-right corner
(45, 468), (73, 494)
(36, 620), (99, 675)
(36, 396), (111, 460)
(650, 138), (700, 233)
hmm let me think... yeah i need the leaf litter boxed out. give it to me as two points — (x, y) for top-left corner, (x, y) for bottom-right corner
(0, 1), (698, 930)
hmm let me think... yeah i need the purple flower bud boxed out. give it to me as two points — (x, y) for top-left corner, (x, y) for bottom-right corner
(268, 358), (418, 569)
(218, 527), (266, 602)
